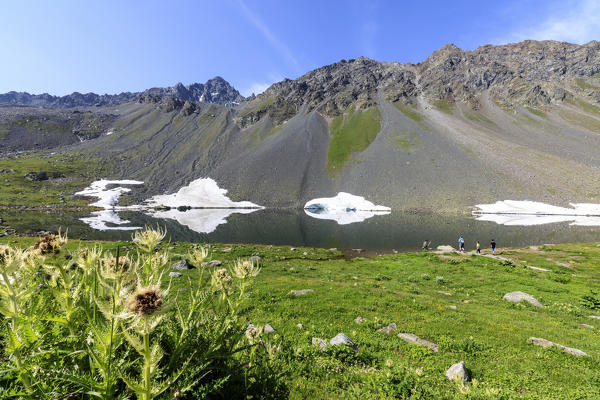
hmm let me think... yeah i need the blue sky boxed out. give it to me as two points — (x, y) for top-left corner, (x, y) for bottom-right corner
(1, 0), (599, 97)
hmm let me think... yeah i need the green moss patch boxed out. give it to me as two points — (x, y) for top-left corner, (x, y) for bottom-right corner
(526, 107), (547, 118)
(433, 99), (455, 114)
(327, 107), (382, 174)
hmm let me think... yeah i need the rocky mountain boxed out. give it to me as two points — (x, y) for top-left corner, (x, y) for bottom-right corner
(4, 40), (600, 211)
(0, 77), (244, 108)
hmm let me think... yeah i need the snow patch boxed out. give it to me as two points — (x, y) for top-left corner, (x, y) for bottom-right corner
(75, 180), (144, 209)
(105, 130), (114, 136)
(473, 200), (600, 226)
(145, 178), (262, 209)
(148, 208), (259, 234)
(304, 192), (390, 225)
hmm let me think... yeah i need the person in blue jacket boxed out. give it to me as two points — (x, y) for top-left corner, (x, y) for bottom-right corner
(458, 236), (465, 252)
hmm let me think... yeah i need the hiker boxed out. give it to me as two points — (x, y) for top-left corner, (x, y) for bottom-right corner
(422, 240), (430, 251)
(491, 239), (496, 254)
(476, 240), (481, 254)
(458, 236), (465, 252)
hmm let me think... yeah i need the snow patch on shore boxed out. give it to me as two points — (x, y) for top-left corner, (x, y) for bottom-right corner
(304, 192), (390, 225)
(145, 178), (262, 209)
(148, 208), (259, 234)
(75, 180), (144, 209)
(473, 200), (600, 226)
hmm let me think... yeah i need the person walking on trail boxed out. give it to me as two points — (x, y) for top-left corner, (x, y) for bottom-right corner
(458, 236), (465, 252)
(491, 239), (496, 254)
(476, 240), (481, 254)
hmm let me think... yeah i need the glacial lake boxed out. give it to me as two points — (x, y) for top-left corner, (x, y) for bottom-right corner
(4, 208), (600, 252)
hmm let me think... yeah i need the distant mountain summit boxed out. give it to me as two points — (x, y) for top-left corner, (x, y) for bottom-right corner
(0, 76), (244, 108)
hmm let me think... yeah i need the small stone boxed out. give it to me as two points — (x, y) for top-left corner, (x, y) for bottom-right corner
(290, 248), (296, 251)
(438, 291), (452, 296)
(171, 259), (196, 270)
(169, 272), (183, 278)
(436, 245), (456, 252)
(503, 291), (543, 308)
(446, 361), (470, 382)
(352, 248), (364, 253)
(590, 316), (600, 320)
(354, 316), (366, 324)
(397, 333), (439, 352)
(303, 252), (308, 256)
(290, 289), (314, 296)
(249, 255), (262, 262)
(328, 248), (337, 251)
(264, 323), (276, 334)
(222, 247), (232, 252)
(379, 323), (397, 335)
(463, 300), (471, 304)
(297, 323), (304, 330)
(201, 260), (222, 268)
(580, 324), (594, 329)
(330, 333), (357, 350)
(449, 305), (458, 310)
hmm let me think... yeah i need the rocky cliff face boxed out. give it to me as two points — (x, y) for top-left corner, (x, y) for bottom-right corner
(241, 40), (600, 124)
(0, 77), (244, 108)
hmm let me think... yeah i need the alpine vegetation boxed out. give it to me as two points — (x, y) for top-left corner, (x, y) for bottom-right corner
(0, 227), (284, 399)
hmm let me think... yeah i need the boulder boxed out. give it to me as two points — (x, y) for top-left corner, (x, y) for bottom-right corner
(529, 337), (588, 357)
(446, 361), (470, 382)
(290, 289), (313, 296)
(201, 260), (222, 268)
(378, 323), (397, 335)
(24, 171), (48, 181)
(169, 272), (183, 278)
(330, 333), (357, 350)
(0, 169), (14, 173)
(503, 291), (543, 308)
(171, 259), (196, 270)
(436, 245), (456, 252)
(397, 333), (439, 352)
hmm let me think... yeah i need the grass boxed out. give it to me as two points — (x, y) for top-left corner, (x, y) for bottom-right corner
(526, 107), (547, 118)
(0, 152), (106, 208)
(433, 99), (456, 115)
(574, 77), (600, 91)
(1, 235), (599, 399)
(327, 107), (381, 174)
(463, 110), (495, 125)
(393, 103), (423, 123)
(559, 110), (600, 133)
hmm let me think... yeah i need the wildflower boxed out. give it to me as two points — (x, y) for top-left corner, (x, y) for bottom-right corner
(211, 268), (233, 293)
(127, 286), (164, 316)
(232, 259), (260, 280)
(31, 232), (67, 255)
(245, 324), (262, 343)
(132, 226), (166, 253)
(188, 247), (208, 264)
(103, 255), (132, 272)
(385, 359), (393, 367)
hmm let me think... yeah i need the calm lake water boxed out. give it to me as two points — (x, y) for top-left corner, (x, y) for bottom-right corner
(4, 208), (600, 251)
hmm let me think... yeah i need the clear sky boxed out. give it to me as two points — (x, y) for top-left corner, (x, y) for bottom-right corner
(1, 0), (599, 97)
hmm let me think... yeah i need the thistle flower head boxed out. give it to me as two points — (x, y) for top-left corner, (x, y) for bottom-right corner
(188, 247), (209, 264)
(127, 286), (164, 316)
(0, 245), (10, 264)
(245, 324), (262, 343)
(78, 246), (102, 273)
(211, 268), (233, 293)
(132, 226), (166, 252)
(232, 259), (260, 280)
(31, 232), (67, 255)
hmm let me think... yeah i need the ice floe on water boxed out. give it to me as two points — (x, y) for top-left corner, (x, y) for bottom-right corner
(75, 180), (144, 230)
(75, 179), (144, 209)
(145, 178), (263, 209)
(147, 208), (259, 234)
(473, 200), (600, 226)
(304, 192), (391, 225)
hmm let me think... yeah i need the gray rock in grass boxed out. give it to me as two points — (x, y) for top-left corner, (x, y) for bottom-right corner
(446, 361), (470, 382)
(171, 259), (196, 270)
(529, 337), (588, 357)
(169, 272), (183, 278)
(503, 291), (543, 308)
